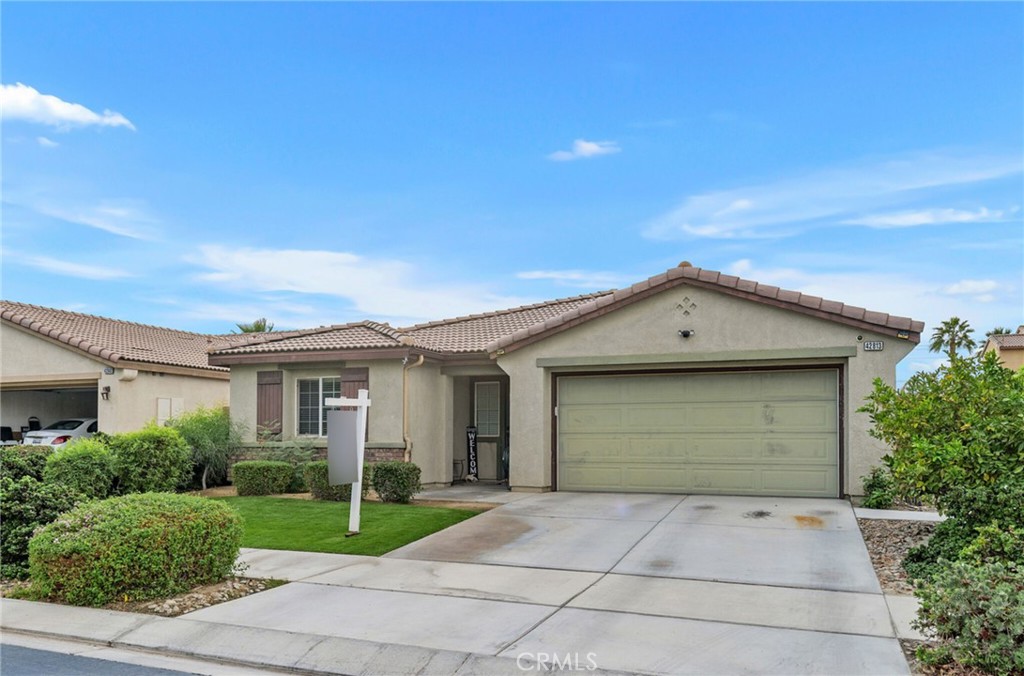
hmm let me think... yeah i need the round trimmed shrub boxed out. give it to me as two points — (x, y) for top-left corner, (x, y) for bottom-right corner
(0, 476), (82, 579)
(28, 492), (243, 606)
(44, 438), (115, 499)
(303, 460), (371, 501)
(232, 460), (293, 496)
(109, 424), (191, 494)
(371, 461), (421, 503)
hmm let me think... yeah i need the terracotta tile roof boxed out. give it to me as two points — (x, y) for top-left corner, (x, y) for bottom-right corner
(211, 321), (411, 355)
(402, 292), (613, 354)
(486, 264), (925, 355)
(1, 300), (230, 373)
(988, 327), (1024, 351)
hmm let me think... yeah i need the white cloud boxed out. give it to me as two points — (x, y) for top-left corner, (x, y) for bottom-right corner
(19, 254), (133, 280)
(942, 279), (998, 303)
(34, 199), (159, 240)
(547, 139), (621, 162)
(844, 207), (1012, 228)
(517, 269), (626, 288)
(644, 151), (1022, 240)
(1, 83), (135, 131)
(190, 245), (532, 324)
(36, 136), (59, 148)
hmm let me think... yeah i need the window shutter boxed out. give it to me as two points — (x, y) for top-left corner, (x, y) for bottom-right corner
(257, 371), (283, 438)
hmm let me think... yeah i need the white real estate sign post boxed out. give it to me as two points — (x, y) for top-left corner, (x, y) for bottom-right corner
(325, 389), (371, 534)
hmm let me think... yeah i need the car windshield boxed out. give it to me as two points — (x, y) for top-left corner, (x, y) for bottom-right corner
(43, 420), (85, 431)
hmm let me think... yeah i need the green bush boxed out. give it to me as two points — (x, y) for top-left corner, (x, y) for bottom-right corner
(43, 438), (115, 499)
(0, 476), (82, 579)
(914, 560), (1024, 675)
(860, 466), (896, 509)
(0, 446), (53, 482)
(28, 492), (243, 606)
(859, 351), (1024, 504)
(371, 461), (421, 503)
(906, 481), (1024, 582)
(232, 460), (293, 496)
(303, 460), (371, 501)
(167, 406), (243, 490)
(109, 424), (191, 494)
(261, 442), (316, 492)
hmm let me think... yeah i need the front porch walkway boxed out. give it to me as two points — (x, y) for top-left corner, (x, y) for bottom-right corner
(414, 484), (529, 505)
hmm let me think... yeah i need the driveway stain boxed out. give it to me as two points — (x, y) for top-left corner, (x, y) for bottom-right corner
(793, 515), (825, 528)
(743, 510), (773, 519)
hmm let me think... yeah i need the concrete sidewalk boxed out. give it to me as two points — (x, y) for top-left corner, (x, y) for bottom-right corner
(1, 494), (930, 675)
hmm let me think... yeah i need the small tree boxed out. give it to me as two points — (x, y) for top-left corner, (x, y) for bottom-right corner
(929, 316), (977, 360)
(167, 406), (243, 490)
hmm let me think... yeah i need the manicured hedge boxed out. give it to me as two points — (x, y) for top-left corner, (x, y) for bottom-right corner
(44, 438), (115, 499)
(232, 460), (293, 496)
(28, 492), (243, 606)
(109, 424), (191, 494)
(303, 460), (372, 501)
(371, 461), (421, 503)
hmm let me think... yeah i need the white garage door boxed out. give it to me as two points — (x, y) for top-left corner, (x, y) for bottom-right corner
(557, 369), (839, 497)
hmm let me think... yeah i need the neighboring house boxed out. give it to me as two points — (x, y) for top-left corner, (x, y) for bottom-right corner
(1, 301), (239, 437)
(209, 264), (924, 498)
(983, 326), (1024, 371)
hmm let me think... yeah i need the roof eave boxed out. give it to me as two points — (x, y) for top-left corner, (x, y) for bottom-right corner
(488, 273), (922, 356)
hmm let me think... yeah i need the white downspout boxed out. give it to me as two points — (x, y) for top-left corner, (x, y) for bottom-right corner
(402, 354), (425, 462)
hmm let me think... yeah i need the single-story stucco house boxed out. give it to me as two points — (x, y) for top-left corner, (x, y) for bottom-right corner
(209, 263), (924, 498)
(983, 325), (1024, 371)
(1, 301), (239, 437)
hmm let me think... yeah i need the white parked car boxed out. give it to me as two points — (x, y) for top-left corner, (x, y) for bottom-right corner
(22, 418), (98, 447)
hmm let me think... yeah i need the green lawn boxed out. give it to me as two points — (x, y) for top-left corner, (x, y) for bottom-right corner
(215, 497), (484, 556)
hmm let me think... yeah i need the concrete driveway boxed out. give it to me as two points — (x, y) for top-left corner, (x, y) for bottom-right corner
(191, 493), (909, 675)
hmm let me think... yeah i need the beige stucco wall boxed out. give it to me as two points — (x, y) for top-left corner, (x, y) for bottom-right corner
(2, 323), (103, 381)
(98, 368), (230, 434)
(1, 323), (229, 434)
(497, 284), (914, 496)
(230, 360), (407, 447)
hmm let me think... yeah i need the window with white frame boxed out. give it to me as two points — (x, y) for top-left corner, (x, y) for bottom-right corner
(475, 381), (500, 437)
(297, 377), (341, 436)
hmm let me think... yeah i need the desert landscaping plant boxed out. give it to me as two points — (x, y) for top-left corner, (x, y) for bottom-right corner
(28, 492), (242, 606)
(167, 406), (243, 490)
(0, 445), (53, 482)
(860, 466), (896, 509)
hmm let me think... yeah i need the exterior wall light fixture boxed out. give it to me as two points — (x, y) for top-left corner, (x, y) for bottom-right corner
(678, 329), (696, 338)
(101, 386), (111, 400)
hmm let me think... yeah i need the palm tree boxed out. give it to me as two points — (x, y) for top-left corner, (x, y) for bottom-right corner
(234, 318), (275, 333)
(929, 317), (976, 359)
(986, 327), (1012, 337)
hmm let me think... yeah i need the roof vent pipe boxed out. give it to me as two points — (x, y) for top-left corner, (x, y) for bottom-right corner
(402, 354), (425, 463)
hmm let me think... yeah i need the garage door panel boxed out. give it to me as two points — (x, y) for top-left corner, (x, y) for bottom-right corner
(561, 406), (623, 432)
(562, 465), (623, 491)
(557, 370), (839, 498)
(624, 467), (689, 490)
(761, 403), (836, 431)
(561, 436), (623, 460)
(761, 468), (837, 495)
(691, 467), (758, 492)
(762, 437), (835, 461)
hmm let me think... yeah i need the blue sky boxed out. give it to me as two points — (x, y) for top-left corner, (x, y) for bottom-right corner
(2, 2), (1021, 381)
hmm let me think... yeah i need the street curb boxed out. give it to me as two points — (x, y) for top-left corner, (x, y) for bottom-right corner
(1, 598), (632, 675)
